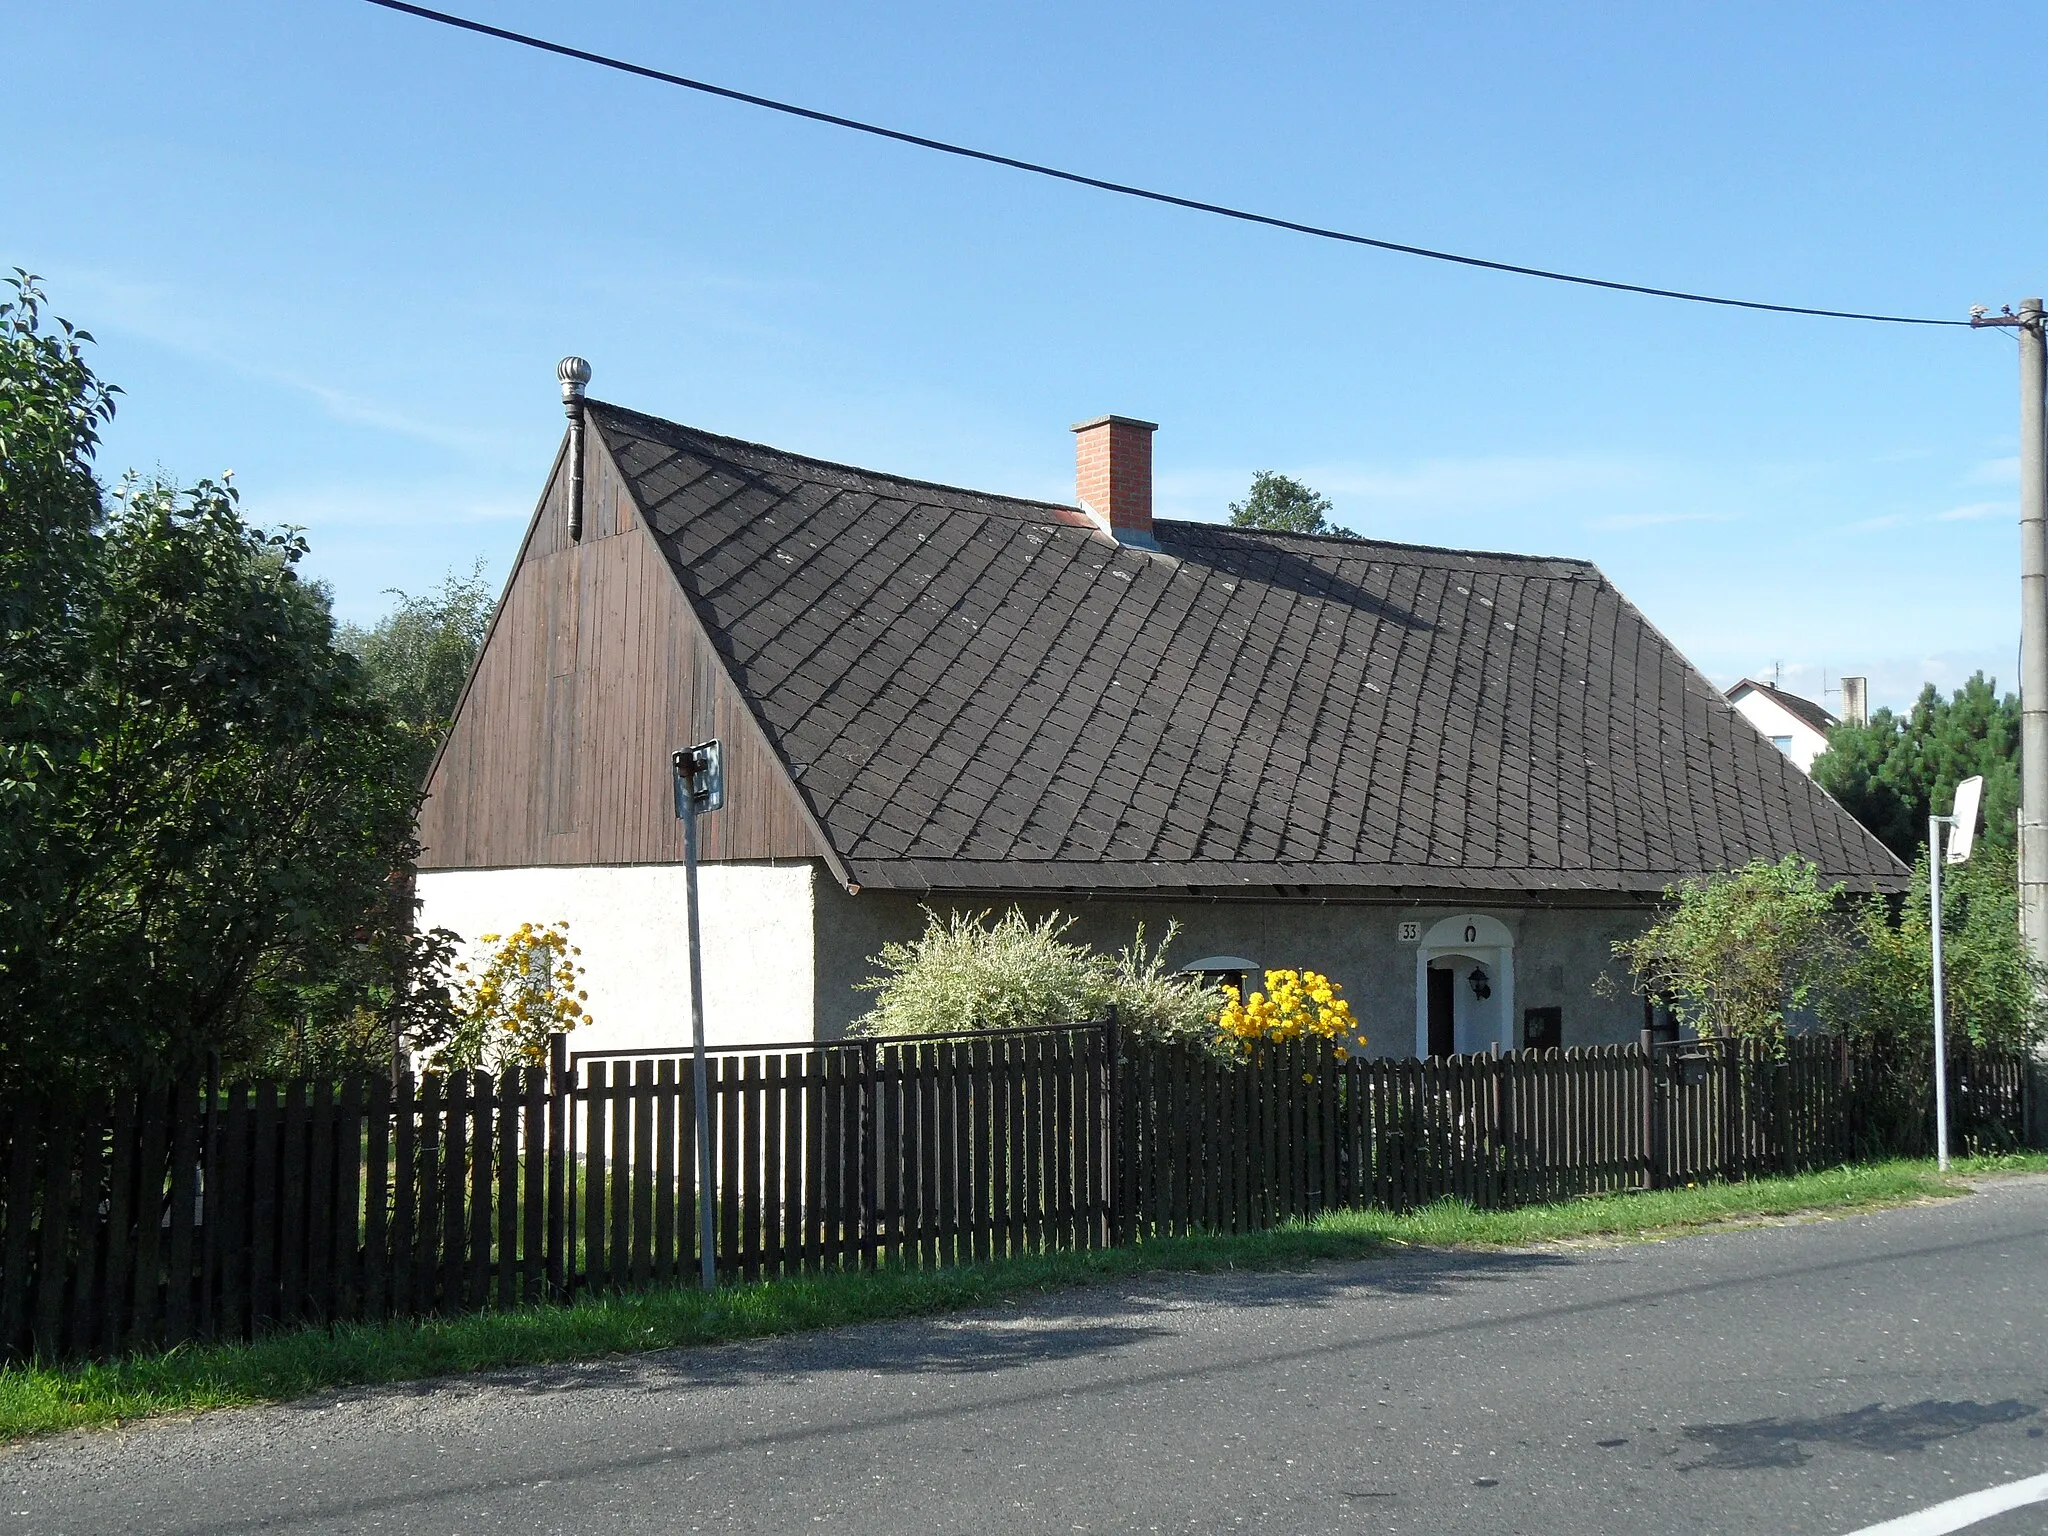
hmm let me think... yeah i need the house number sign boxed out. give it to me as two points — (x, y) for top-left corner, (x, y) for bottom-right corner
(1397, 921), (1421, 942)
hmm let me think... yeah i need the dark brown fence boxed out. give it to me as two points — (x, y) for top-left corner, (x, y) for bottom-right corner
(0, 1067), (555, 1365)
(0, 1026), (2033, 1362)
(1114, 1032), (2035, 1235)
(565, 1026), (1114, 1288)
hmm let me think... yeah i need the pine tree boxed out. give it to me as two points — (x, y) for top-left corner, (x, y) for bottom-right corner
(1810, 672), (2020, 861)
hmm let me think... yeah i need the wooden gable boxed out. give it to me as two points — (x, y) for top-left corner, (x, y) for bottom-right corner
(416, 430), (830, 871)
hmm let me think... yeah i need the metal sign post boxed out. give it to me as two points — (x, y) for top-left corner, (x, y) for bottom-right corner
(1929, 775), (1985, 1172)
(673, 741), (724, 1290)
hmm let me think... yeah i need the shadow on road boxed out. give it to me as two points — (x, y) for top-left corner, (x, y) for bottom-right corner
(414, 1247), (1581, 1399)
(1679, 1398), (2040, 1470)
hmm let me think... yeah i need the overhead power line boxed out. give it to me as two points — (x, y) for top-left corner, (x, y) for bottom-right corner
(361, 0), (1966, 328)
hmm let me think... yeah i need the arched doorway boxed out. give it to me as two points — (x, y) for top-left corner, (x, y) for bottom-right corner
(1412, 914), (1516, 1058)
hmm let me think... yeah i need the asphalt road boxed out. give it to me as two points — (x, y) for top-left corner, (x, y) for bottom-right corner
(8, 1178), (2048, 1535)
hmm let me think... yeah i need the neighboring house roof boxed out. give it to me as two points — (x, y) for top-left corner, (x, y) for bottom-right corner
(587, 402), (1906, 897)
(1727, 679), (1838, 736)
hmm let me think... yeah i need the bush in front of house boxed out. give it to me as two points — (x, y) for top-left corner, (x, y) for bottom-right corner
(1834, 842), (2046, 1053)
(1614, 856), (1842, 1044)
(852, 907), (1223, 1050)
(1614, 852), (2047, 1051)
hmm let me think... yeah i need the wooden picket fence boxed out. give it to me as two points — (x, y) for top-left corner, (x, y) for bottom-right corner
(0, 1025), (2033, 1362)
(0, 1067), (557, 1364)
(567, 1025), (1115, 1287)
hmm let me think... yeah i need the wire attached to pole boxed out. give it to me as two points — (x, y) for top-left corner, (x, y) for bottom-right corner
(360, 0), (1967, 329)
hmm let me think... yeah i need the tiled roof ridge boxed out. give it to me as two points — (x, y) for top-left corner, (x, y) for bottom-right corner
(588, 400), (1087, 524)
(1158, 517), (1598, 571)
(592, 399), (1598, 573)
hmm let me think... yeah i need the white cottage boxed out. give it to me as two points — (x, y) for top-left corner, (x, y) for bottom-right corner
(414, 382), (1906, 1058)
(1726, 678), (1839, 775)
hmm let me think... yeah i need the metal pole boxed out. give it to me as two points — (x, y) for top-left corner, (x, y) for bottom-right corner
(1930, 813), (1952, 1172)
(2018, 299), (2048, 966)
(683, 798), (717, 1289)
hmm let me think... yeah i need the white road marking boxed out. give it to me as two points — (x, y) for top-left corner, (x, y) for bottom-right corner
(1843, 1470), (2048, 1535)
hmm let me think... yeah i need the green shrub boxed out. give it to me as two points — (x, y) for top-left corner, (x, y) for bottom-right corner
(1833, 843), (2047, 1052)
(1614, 856), (1844, 1044)
(1614, 850), (2047, 1053)
(852, 907), (1221, 1049)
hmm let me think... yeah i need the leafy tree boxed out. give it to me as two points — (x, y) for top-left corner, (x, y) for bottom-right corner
(1832, 843), (2047, 1053)
(1613, 857), (1845, 1044)
(337, 561), (493, 742)
(0, 278), (430, 1091)
(1228, 471), (1356, 538)
(1, 273), (118, 990)
(1811, 674), (2019, 862)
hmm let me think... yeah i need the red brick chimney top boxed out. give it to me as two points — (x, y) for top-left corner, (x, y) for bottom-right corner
(1072, 415), (1158, 549)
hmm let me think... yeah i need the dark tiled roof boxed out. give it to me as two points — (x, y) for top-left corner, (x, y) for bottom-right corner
(593, 403), (1907, 895)
(1729, 678), (1839, 736)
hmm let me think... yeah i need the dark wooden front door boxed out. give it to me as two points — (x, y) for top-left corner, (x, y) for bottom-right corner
(1427, 967), (1455, 1058)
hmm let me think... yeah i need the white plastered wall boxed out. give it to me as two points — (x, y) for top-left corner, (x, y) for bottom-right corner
(415, 862), (820, 1054)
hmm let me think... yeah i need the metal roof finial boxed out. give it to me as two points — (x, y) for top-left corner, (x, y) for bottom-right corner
(558, 355), (592, 415)
(558, 358), (592, 541)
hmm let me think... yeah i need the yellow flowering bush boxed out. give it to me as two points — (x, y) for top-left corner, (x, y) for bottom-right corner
(1215, 969), (1362, 1059)
(434, 920), (592, 1070)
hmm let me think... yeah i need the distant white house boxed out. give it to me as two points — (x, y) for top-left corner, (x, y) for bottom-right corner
(1726, 679), (1840, 775)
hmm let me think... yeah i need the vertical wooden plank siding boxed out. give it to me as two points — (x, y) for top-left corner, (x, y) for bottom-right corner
(128, 1085), (171, 1350)
(163, 1081), (201, 1342)
(0, 1099), (40, 1358)
(31, 1107), (78, 1361)
(719, 1054), (743, 1279)
(101, 1089), (140, 1353)
(654, 1060), (678, 1286)
(583, 1062), (608, 1293)
(390, 1075), (417, 1318)
(364, 1075), (390, 1322)
(496, 1068), (520, 1311)
(631, 1061), (655, 1289)
(416, 433), (825, 874)
(742, 1055), (764, 1281)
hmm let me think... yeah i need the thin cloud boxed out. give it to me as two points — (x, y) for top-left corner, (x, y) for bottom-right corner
(46, 264), (508, 456)
(1844, 500), (2011, 531)
(1589, 510), (1739, 531)
(255, 482), (532, 531)
(1156, 452), (1653, 520)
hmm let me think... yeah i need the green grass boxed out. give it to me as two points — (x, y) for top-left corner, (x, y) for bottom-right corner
(5, 1153), (2043, 1445)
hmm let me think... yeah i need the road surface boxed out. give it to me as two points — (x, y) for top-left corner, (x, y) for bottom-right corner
(7, 1176), (2048, 1534)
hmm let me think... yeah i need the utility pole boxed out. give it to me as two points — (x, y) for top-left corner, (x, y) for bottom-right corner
(1929, 776), (1984, 1173)
(1972, 299), (2048, 963)
(673, 740), (725, 1291)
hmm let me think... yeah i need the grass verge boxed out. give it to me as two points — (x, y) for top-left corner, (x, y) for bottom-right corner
(5, 1153), (2042, 1445)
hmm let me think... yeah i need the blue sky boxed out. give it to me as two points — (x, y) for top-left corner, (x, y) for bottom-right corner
(7, 1), (2043, 711)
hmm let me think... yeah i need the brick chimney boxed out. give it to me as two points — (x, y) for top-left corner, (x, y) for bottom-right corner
(1072, 415), (1159, 549)
(1840, 676), (1868, 727)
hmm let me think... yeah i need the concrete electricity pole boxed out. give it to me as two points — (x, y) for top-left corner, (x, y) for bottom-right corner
(1974, 298), (2048, 962)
